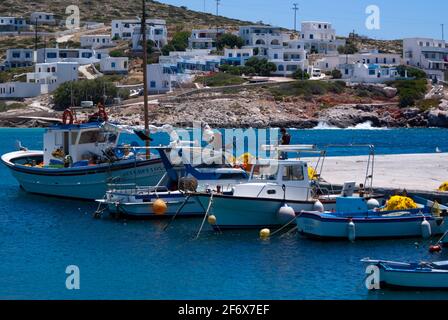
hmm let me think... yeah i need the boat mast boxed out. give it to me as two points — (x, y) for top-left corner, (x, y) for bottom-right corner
(141, 0), (150, 159)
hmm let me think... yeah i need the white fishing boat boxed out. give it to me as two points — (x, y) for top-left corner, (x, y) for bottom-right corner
(194, 145), (383, 230)
(296, 196), (448, 240)
(1, 107), (165, 200)
(362, 258), (448, 289)
(97, 142), (250, 218)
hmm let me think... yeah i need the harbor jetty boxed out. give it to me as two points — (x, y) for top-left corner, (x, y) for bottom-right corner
(314, 152), (448, 200)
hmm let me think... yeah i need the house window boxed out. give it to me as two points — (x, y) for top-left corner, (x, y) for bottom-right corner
(369, 69), (376, 75)
(111, 62), (116, 68)
(310, 34), (314, 39)
(12, 52), (20, 58)
(25, 53), (30, 58)
(393, 58), (396, 63)
(150, 81), (156, 88)
(384, 58), (387, 63)
(274, 54), (278, 59)
(345, 69), (349, 75)
(277, 65), (284, 71)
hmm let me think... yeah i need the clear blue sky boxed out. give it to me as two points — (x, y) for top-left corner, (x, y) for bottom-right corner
(158, 0), (448, 40)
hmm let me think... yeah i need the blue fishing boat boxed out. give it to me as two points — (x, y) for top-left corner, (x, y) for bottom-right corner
(362, 258), (448, 289)
(1, 108), (165, 200)
(296, 196), (448, 240)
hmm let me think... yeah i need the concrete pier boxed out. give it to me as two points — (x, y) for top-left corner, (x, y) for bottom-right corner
(309, 153), (448, 192)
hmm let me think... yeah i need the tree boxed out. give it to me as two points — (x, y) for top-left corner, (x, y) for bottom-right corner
(109, 49), (126, 57)
(216, 34), (244, 50)
(245, 57), (277, 76)
(53, 78), (129, 110)
(161, 44), (176, 56)
(331, 69), (342, 79)
(396, 65), (427, 80)
(170, 31), (190, 51)
(292, 68), (310, 80)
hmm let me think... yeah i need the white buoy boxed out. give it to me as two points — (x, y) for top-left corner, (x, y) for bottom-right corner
(313, 200), (324, 213)
(347, 219), (356, 242)
(367, 198), (380, 210)
(277, 205), (296, 224)
(421, 218), (432, 239)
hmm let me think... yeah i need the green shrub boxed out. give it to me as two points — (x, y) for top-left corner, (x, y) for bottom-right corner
(331, 69), (342, 79)
(269, 80), (346, 98)
(196, 72), (246, 87)
(388, 79), (428, 107)
(292, 68), (310, 80)
(0, 102), (26, 112)
(216, 34), (244, 50)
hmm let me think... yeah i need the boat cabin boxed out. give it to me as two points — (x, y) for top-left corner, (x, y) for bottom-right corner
(43, 122), (121, 167)
(232, 159), (311, 200)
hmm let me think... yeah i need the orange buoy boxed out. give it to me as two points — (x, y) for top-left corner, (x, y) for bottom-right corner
(152, 199), (167, 215)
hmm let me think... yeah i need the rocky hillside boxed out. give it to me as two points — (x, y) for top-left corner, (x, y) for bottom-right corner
(0, 0), (253, 31)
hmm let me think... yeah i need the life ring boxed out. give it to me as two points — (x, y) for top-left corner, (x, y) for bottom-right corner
(62, 109), (74, 125)
(97, 104), (108, 121)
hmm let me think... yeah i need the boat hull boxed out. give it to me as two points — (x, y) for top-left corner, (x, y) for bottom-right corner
(105, 193), (205, 218)
(2, 151), (166, 200)
(297, 212), (447, 239)
(379, 269), (448, 289)
(195, 194), (316, 229)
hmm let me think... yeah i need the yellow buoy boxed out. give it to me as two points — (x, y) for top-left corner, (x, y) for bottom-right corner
(308, 166), (318, 181)
(152, 199), (167, 215)
(207, 215), (217, 225)
(260, 228), (270, 240)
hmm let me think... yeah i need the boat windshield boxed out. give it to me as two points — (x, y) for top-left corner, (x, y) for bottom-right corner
(78, 130), (118, 145)
(251, 164), (279, 181)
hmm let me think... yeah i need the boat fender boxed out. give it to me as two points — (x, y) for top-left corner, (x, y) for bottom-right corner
(152, 199), (167, 215)
(207, 215), (217, 225)
(367, 198), (380, 210)
(277, 205), (296, 224)
(347, 218), (356, 242)
(260, 228), (270, 240)
(313, 200), (324, 213)
(421, 218), (432, 239)
(429, 244), (442, 253)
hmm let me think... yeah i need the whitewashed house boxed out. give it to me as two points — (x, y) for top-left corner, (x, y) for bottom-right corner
(27, 62), (79, 94)
(36, 48), (109, 65)
(159, 50), (221, 73)
(5, 49), (35, 68)
(147, 63), (193, 94)
(30, 12), (56, 25)
(0, 82), (41, 99)
(188, 28), (225, 50)
(222, 48), (254, 65)
(403, 37), (448, 82)
(300, 21), (345, 54)
(339, 63), (401, 83)
(112, 19), (167, 49)
(100, 57), (129, 74)
(239, 25), (289, 48)
(0, 17), (28, 31)
(80, 35), (115, 49)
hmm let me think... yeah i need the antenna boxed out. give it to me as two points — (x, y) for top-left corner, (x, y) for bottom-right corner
(292, 3), (299, 32)
(141, 0), (150, 159)
(216, 0), (221, 16)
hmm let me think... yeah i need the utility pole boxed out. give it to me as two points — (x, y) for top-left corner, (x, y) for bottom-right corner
(141, 0), (150, 159)
(292, 3), (299, 32)
(34, 18), (38, 51)
(204, 0), (206, 13)
(442, 24), (445, 41)
(216, 0), (220, 17)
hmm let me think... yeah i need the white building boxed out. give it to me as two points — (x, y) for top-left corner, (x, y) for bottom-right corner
(222, 48), (254, 65)
(188, 28), (225, 50)
(5, 49), (35, 68)
(238, 25), (289, 48)
(0, 17), (28, 31)
(0, 82), (41, 99)
(100, 57), (129, 74)
(300, 21), (345, 54)
(403, 37), (448, 82)
(147, 63), (194, 94)
(30, 12), (56, 25)
(314, 51), (401, 72)
(340, 63), (401, 83)
(36, 48), (109, 65)
(26, 62), (79, 94)
(112, 19), (167, 48)
(159, 49), (221, 73)
(80, 34), (115, 49)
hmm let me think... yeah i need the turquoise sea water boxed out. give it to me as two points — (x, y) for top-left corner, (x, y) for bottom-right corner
(1, 127), (448, 300)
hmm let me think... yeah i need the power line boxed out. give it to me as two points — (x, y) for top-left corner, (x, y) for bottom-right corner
(292, 3), (299, 32)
